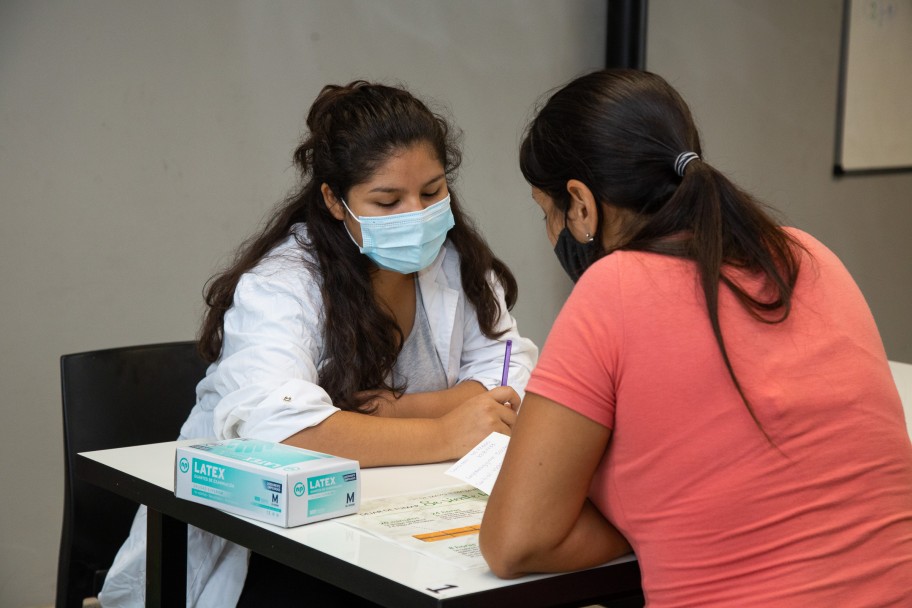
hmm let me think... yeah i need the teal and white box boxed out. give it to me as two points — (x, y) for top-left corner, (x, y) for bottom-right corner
(175, 438), (360, 527)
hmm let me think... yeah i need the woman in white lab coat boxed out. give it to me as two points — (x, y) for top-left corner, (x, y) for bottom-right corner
(100, 80), (537, 607)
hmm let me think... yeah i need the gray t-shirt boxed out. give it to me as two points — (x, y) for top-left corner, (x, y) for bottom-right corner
(392, 280), (448, 393)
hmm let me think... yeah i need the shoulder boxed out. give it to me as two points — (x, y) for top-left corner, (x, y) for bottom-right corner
(577, 248), (690, 296)
(251, 224), (317, 279)
(236, 224), (322, 305)
(780, 226), (852, 279)
(779, 227), (864, 303)
(781, 226), (836, 261)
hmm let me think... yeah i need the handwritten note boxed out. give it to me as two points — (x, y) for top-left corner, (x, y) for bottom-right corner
(445, 432), (509, 495)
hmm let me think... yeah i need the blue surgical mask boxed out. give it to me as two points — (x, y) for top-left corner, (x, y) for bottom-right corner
(340, 194), (456, 273)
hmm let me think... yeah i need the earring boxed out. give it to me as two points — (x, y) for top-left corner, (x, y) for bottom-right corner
(586, 233), (594, 242)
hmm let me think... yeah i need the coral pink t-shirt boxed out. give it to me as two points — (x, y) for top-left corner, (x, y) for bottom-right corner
(526, 229), (912, 607)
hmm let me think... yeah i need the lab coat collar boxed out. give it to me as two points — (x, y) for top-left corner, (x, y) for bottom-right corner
(417, 242), (460, 383)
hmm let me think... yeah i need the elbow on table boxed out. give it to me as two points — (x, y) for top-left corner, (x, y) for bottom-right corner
(478, 526), (536, 579)
(484, 559), (527, 580)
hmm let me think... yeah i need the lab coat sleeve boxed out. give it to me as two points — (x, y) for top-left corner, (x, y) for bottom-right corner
(194, 267), (340, 443)
(457, 271), (538, 398)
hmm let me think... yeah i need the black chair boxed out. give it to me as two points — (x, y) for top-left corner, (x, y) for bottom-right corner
(56, 341), (209, 608)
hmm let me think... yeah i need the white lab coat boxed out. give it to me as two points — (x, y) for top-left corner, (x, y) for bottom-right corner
(99, 224), (537, 607)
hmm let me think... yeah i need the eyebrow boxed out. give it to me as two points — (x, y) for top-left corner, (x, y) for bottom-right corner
(367, 173), (445, 194)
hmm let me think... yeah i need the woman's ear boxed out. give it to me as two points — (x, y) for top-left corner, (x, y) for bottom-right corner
(321, 183), (346, 221)
(565, 179), (598, 242)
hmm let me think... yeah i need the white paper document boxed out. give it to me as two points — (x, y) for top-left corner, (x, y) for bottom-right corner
(444, 431), (509, 495)
(339, 485), (489, 569)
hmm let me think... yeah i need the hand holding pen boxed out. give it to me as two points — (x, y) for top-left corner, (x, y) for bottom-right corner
(437, 339), (519, 458)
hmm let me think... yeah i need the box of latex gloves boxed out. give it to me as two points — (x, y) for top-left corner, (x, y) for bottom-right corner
(175, 438), (360, 527)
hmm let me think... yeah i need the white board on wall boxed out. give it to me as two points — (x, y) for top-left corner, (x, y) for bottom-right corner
(836, 0), (912, 173)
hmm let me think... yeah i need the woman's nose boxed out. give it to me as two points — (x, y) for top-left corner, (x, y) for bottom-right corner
(402, 196), (426, 212)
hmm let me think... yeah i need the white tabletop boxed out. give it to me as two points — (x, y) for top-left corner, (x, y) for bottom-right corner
(80, 440), (635, 603)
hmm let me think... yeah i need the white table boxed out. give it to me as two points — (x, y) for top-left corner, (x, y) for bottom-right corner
(76, 441), (641, 607)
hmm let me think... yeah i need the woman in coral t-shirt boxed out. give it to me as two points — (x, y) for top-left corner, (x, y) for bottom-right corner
(479, 69), (912, 607)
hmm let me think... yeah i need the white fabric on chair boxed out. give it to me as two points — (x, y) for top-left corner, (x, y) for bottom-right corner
(888, 360), (912, 439)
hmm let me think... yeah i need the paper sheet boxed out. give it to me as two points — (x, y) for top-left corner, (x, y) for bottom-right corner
(338, 485), (489, 569)
(444, 431), (509, 495)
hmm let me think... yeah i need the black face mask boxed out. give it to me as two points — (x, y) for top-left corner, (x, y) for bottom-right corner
(554, 227), (599, 283)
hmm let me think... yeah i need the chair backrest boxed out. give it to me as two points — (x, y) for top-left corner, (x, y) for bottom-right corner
(56, 341), (209, 608)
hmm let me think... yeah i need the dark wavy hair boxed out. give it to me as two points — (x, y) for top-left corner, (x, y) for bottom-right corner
(199, 81), (517, 412)
(520, 69), (804, 444)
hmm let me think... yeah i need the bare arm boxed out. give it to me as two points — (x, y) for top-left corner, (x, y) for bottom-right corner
(282, 386), (520, 467)
(479, 392), (631, 578)
(367, 380), (488, 419)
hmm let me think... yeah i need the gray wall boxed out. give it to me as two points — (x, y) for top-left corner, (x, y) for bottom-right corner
(3, 1), (911, 606)
(648, 0), (912, 363)
(0, 2), (598, 605)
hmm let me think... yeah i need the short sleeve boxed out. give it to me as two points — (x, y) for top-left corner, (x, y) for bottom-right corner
(524, 256), (623, 429)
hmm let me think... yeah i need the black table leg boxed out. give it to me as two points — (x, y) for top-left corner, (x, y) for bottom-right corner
(147, 506), (188, 607)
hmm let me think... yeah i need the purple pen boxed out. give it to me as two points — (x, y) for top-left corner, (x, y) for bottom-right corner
(500, 339), (513, 386)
